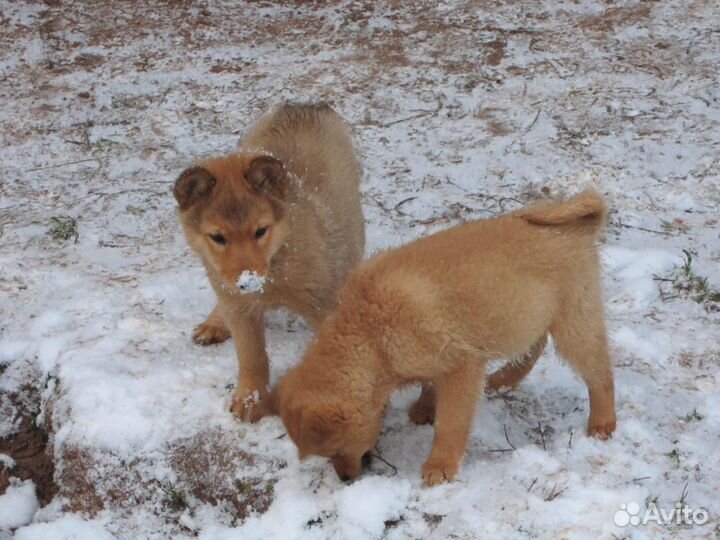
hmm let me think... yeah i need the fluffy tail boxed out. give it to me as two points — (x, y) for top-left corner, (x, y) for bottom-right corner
(514, 190), (607, 232)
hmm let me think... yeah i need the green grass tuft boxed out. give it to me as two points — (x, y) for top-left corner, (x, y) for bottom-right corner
(657, 249), (720, 311)
(48, 216), (79, 243)
(162, 483), (187, 510)
(665, 448), (680, 466)
(682, 408), (703, 422)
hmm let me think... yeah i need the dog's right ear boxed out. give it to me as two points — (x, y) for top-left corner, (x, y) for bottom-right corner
(173, 167), (216, 210)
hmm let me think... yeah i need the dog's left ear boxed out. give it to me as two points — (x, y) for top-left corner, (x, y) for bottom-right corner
(245, 156), (286, 198)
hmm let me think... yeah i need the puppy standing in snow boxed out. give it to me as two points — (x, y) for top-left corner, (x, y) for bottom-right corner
(276, 191), (616, 485)
(174, 103), (365, 421)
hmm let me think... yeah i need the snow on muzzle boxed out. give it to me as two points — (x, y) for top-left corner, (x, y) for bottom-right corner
(236, 270), (267, 293)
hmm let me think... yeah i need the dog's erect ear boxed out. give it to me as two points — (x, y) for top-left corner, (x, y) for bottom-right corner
(245, 156), (286, 197)
(174, 167), (216, 210)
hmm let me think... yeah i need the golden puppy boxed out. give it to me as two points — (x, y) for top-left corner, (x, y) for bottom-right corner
(276, 191), (615, 485)
(174, 103), (365, 421)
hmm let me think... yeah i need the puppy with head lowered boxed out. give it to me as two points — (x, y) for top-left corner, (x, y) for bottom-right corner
(174, 103), (364, 421)
(276, 191), (616, 485)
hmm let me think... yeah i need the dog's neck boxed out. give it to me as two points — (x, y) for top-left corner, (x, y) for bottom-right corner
(306, 310), (404, 419)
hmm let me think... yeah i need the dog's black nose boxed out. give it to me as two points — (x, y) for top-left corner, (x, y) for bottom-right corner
(339, 474), (351, 482)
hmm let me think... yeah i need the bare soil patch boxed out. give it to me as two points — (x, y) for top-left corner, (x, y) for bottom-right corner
(0, 384), (57, 506)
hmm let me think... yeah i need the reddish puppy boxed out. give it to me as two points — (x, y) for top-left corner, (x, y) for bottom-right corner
(174, 103), (365, 421)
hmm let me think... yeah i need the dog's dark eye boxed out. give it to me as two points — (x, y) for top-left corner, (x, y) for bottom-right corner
(209, 233), (226, 245)
(255, 227), (268, 240)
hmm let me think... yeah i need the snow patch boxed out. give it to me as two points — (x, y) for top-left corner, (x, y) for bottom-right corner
(612, 326), (673, 364)
(236, 271), (266, 294)
(336, 477), (412, 540)
(0, 454), (15, 468)
(602, 246), (681, 310)
(0, 479), (38, 530)
(199, 476), (322, 540)
(14, 516), (117, 540)
(0, 340), (30, 365)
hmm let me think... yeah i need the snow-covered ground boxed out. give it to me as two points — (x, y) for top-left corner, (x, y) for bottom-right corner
(1, 1), (719, 538)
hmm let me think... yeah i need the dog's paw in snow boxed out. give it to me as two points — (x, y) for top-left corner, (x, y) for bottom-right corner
(587, 418), (616, 440)
(422, 457), (459, 486)
(230, 388), (273, 423)
(192, 321), (231, 345)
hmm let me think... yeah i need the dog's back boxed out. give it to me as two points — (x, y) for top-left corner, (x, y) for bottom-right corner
(243, 103), (365, 287)
(367, 190), (605, 283)
(351, 191), (608, 360)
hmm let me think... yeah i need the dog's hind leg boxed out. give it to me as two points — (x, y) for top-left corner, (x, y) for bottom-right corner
(193, 304), (231, 345)
(550, 298), (616, 439)
(408, 383), (436, 425)
(486, 334), (548, 391)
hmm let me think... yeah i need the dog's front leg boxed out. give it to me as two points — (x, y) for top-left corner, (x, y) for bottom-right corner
(422, 362), (483, 486)
(225, 309), (271, 422)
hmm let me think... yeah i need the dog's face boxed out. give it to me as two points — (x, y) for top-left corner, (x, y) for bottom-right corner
(277, 377), (381, 481)
(174, 155), (289, 291)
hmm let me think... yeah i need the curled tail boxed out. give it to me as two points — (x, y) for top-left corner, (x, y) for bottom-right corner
(514, 190), (607, 233)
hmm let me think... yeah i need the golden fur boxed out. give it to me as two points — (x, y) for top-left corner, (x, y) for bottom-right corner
(276, 191), (616, 484)
(174, 103), (365, 421)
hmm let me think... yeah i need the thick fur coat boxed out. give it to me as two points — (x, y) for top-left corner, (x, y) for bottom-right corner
(277, 191), (615, 484)
(174, 103), (365, 421)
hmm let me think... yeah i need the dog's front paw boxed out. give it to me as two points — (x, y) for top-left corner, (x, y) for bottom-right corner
(229, 388), (272, 422)
(192, 321), (231, 345)
(587, 418), (616, 440)
(408, 398), (435, 425)
(422, 458), (459, 486)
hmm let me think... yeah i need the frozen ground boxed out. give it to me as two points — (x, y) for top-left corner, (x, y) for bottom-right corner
(1, 0), (719, 538)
